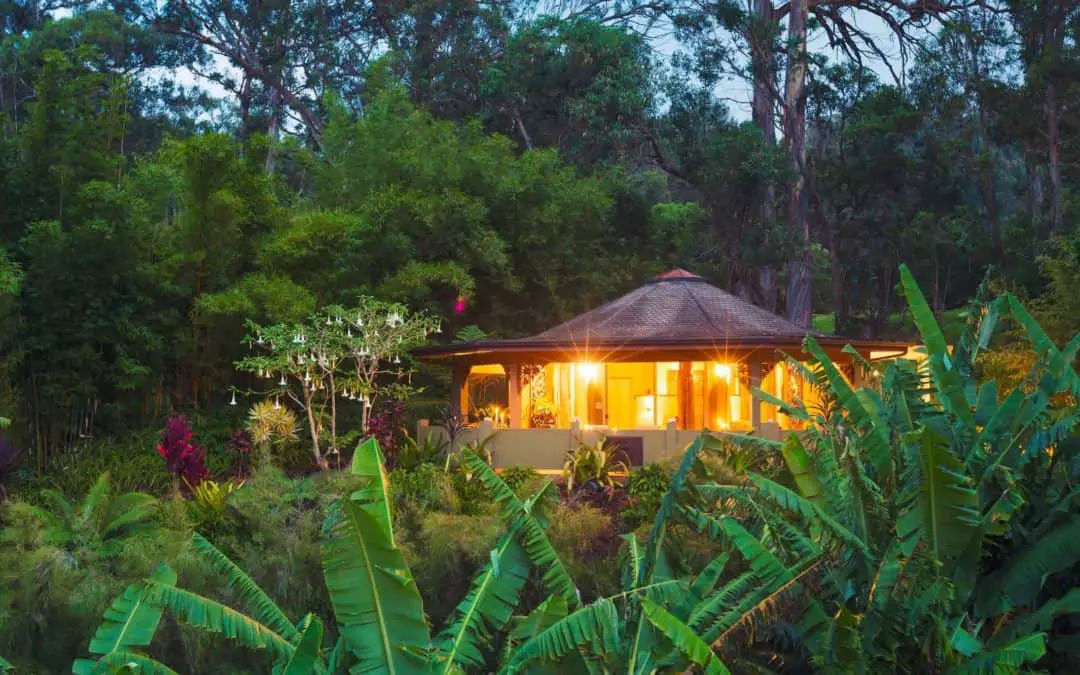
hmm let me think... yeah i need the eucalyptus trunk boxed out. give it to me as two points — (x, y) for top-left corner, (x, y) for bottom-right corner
(783, 0), (812, 329)
(752, 0), (779, 312)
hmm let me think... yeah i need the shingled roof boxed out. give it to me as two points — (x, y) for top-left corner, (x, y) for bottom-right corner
(414, 269), (912, 361)
(530, 269), (812, 343)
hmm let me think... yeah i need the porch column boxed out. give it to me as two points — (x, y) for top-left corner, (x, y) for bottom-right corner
(450, 358), (469, 421)
(505, 363), (523, 429)
(749, 354), (762, 430)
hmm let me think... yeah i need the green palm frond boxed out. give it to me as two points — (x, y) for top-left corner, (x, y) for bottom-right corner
(945, 633), (1046, 675)
(506, 595), (569, 650)
(462, 452), (579, 608)
(680, 506), (792, 585)
(81, 472), (113, 533)
(860, 544), (907, 651)
(746, 474), (871, 560)
(991, 589), (1080, 648)
(1006, 295), (1079, 392)
(72, 564), (177, 674)
(896, 427), (979, 560)
(680, 553), (730, 620)
(505, 598), (621, 673)
(145, 582), (296, 662)
(779, 434), (824, 506)
(321, 500), (430, 674)
(640, 597), (730, 675)
(350, 437), (395, 544)
(278, 614), (324, 675)
(435, 529), (531, 672)
(101, 492), (158, 539)
(73, 651), (180, 674)
(992, 515), (1080, 611)
(190, 533), (300, 643)
(620, 533), (644, 589)
(803, 337), (893, 476)
(689, 570), (758, 635)
(899, 265), (975, 427)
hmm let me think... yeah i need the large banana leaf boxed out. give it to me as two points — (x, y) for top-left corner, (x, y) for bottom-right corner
(944, 633), (1046, 675)
(461, 452), (578, 608)
(278, 614), (324, 675)
(899, 265), (975, 428)
(639, 598), (730, 675)
(745, 473), (870, 560)
(351, 437), (395, 545)
(779, 434), (824, 506)
(990, 515), (1080, 611)
(435, 529), (531, 672)
(505, 598), (621, 674)
(145, 582), (296, 662)
(990, 588), (1080, 648)
(804, 337), (893, 475)
(0, 656), (11, 671)
(190, 533), (300, 643)
(321, 499), (431, 674)
(896, 427), (979, 560)
(73, 651), (179, 674)
(72, 564), (178, 675)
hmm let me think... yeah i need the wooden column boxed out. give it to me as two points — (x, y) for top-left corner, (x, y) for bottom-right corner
(450, 358), (469, 421)
(678, 362), (692, 430)
(749, 354), (762, 430)
(506, 363), (522, 429)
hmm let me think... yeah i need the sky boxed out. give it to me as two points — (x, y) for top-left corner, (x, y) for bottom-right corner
(58, 4), (910, 124)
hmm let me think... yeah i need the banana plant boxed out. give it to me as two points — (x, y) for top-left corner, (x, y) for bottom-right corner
(705, 264), (1080, 672)
(71, 437), (580, 674)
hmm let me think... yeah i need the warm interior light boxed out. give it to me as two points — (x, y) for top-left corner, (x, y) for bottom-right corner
(729, 395), (741, 422)
(714, 363), (732, 379)
(714, 417), (729, 429)
(578, 362), (599, 381)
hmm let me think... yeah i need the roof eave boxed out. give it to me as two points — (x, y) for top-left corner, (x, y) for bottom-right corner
(413, 336), (917, 361)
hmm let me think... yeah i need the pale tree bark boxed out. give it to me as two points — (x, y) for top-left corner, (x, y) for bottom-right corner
(783, 0), (813, 329)
(752, 0), (779, 313)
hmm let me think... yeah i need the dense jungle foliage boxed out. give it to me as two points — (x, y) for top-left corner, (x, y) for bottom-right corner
(1, 267), (1079, 673)
(4, 0), (1080, 672)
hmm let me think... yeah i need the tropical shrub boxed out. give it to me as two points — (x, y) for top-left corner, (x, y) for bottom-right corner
(187, 478), (245, 521)
(390, 463), (459, 515)
(700, 265), (1080, 671)
(622, 461), (669, 528)
(156, 414), (208, 490)
(562, 437), (629, 492)
(394, 433), (449, 470)
(0, 473), (187, 673)
(499, 465), (541, 494)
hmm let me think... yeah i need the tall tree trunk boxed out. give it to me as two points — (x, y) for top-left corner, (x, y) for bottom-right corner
(751, 0), (779, 312)
(1046, 79), (1063, 236)
(783, 0), (812, 329)
(264, 84), (281, 174)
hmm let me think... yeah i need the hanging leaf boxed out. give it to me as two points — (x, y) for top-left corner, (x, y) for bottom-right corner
(640, 597), (730, 675)
(896, 427), (979, 560)
(350, 437), (395, 545)
(321, 500), (431, 674)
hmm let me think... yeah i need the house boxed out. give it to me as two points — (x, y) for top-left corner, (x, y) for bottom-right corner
(414, 269), (917, 469)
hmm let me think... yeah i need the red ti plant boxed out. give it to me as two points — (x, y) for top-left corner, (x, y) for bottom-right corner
(156, 414), (208, 491)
